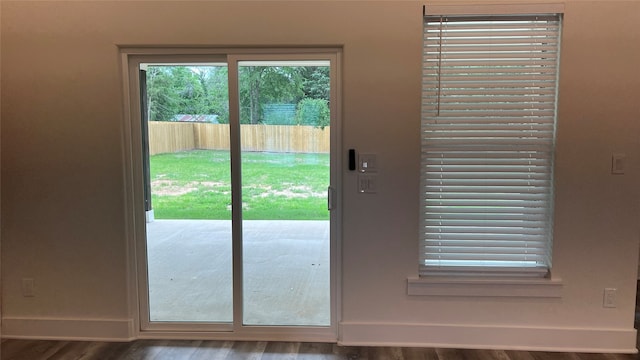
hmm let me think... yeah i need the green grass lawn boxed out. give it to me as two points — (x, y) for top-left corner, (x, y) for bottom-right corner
(150, 149), (330, 220)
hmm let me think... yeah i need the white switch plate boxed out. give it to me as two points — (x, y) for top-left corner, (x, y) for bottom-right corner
(359, 153), (377, 173)
(603, 288), (617, 308)
(22, 278), (35, 297)
(358, 174), (377, 193)
(612, 153), (625, 175)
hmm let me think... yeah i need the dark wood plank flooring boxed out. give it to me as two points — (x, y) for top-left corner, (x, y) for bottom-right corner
(1, 339), (638, 360)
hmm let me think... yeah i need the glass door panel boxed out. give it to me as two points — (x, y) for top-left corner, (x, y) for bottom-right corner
(238, 61), (331, 326)
(143, 64), (233, 323)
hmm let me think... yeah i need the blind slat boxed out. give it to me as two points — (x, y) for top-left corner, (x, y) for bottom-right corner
(425, 156), (551, 163)
(435, 66), (559, 74)
(423, 89), (558, 96)
(424, 74), (558, 81)
(425, 213), (548, 221)
(425, 208), (548, 216)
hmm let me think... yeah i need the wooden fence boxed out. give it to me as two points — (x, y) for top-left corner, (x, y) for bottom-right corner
(148, 121), (330, 155)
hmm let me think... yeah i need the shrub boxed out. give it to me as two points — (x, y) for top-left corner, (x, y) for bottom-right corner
(295, 98), (330, 129)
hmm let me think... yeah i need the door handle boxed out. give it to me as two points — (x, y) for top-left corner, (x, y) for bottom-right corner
(327, 186), (334, 211)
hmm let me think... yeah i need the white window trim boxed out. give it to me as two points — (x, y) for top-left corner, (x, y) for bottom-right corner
(426, 3), (565, 16)
(407, 277), (563, 298)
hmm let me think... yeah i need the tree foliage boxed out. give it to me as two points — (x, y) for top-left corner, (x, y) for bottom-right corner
(238, 66), (304, 124)
(146, 67), (179, 121)
(301, 67), (330, 100)
(145, 64), (330, 127)
(296, 98), (330, 129)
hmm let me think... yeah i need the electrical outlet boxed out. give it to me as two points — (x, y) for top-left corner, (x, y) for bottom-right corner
(603, 288), (617, 308)
(22, 278), (35, 297)
(612, 153), (626, 175)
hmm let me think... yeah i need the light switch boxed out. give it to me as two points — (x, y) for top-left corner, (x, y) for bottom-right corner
(22, 278), (35, 297)
(358, 174), (377, 193)
(359, 153), (377, 173)
(612, 153), (626, 175)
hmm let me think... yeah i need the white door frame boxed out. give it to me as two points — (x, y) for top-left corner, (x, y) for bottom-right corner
(119, 47), (342, 342)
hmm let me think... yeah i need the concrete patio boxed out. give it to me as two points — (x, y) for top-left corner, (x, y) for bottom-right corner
(145, 219), (331, 326)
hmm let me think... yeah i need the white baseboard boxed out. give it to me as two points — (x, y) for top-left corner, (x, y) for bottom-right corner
(1, 317), (136, 341)
(339, 322), (638, 354)
(3, 317), (637, 353)
(137, 330), (336, 343)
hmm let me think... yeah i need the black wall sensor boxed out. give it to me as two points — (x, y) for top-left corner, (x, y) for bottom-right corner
(348, 149), (356, 171)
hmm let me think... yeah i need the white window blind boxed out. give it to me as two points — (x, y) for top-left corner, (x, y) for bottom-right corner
(421, 13), (562, 277)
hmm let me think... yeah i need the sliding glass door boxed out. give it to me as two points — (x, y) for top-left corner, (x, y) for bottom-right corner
(128, 50), (339, 339)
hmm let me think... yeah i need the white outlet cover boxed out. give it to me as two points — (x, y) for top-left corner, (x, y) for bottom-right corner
(603, 288), (617, 308)
(612, 153), (625, 175)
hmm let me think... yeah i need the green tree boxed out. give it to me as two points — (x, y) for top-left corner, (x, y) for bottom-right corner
(238, 66), (304, 124)
(146, 67), (179, 121)
(146, 64), (330, 126)
(301, 66), (330, 101)
(296, 98), (330, 129)
(209, 66), (230, 124)
(193, 66), (230, 123)
(146, 65), (229, 122)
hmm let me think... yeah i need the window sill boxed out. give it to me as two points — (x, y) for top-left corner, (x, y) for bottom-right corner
(407, 277), (563, 298)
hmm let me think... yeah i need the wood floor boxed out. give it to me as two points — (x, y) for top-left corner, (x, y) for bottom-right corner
(1, 339), (638, 360)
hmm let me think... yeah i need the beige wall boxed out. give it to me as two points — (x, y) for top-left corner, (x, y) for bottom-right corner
(1, 0), (639, 351)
